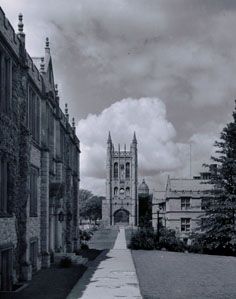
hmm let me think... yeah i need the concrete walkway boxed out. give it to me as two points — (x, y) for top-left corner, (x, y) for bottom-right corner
(66, 228), (142, 299)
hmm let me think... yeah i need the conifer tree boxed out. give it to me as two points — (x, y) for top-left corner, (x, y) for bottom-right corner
(200, 103), (236, 253)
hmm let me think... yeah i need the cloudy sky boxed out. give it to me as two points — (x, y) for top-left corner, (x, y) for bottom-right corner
(2, 0), (236, 194)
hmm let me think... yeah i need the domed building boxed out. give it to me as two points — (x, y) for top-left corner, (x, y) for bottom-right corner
(138, 179), (152, 227)
(138, 179), (149, 196)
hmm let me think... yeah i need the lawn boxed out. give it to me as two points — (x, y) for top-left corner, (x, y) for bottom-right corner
(88, 226), (119, 249)
(132, 250), (236, 299)
(125, 227), (133, 246)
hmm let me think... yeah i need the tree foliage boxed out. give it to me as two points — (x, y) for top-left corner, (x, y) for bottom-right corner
(198, 104), (236, 254)
(139, 194), (152, 228)
(128, 227), (186, 252)
(79, 189), (103, 221)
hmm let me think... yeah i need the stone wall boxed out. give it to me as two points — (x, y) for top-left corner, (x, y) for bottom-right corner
(0, 217), (17, 246)
(0, 8), (81, 289)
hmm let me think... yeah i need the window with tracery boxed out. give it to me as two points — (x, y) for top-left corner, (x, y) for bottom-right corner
(126, 162), (130, 178)
(114, 162), (118, 178)
(114, 187), (118, 196)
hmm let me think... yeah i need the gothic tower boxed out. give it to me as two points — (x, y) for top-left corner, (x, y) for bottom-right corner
(102, 132), (138, 226)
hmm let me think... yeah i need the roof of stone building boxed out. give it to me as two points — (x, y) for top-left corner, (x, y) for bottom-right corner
(167, 178), (213, 193)
(138, 179), (149, 195)
(32, 57), (41, 70)
(152, 191), (166, 203)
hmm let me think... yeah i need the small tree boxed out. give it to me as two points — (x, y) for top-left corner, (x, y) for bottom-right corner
(83, 196), (103, 223)
(199, 103), (236, 254)
(79, 189), (103, 223)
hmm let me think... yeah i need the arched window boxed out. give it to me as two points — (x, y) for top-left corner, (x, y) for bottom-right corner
(114, 162), (118, 178)
(126, 162), (130, 178)
(126, 187), (130, 196)
(114, 187), (118, 196)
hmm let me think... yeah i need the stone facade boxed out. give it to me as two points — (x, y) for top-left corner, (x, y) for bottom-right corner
(152, 172), (213, 244)
(0, 9), (80, 291)
(103, 132), (138, 226)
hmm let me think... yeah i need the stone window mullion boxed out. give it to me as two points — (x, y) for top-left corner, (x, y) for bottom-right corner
(0, 52), (3, 110)
(0, 157), (8, 215)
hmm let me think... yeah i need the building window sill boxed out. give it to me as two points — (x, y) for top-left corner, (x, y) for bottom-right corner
(30, 214), (38, 218)
(0, 213), (13, 218)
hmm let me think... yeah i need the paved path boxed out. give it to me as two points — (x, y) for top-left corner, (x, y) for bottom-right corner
(66, 228), (142, 299)
(113, 227), (127, 249)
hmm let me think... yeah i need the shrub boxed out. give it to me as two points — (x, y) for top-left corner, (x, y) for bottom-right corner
(128, 227), (187, 252)
(128, 227), (156, 250)
(79, 229), (93, 242)
(91, 225), (99, 232)
(81, 243), (89, 250)
(158, 228), (186, 252)
(60, 257), (72, 268)
(189, 232), (236, 256)
(79, 229), (93, 249)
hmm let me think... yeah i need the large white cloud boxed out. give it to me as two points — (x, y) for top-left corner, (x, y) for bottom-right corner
(76, 98), (222, 195)
(1, 1), (231, 194)
(1, 0), (235, 137)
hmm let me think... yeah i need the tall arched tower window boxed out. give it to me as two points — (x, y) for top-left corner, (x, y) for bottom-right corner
(126, 187), (130, 196)
(126, 162), (130, 178)
(114, 162), (118, 178)
(114, 187), (118, 196)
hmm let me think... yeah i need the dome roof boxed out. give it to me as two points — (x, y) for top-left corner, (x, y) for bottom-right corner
(138, 179), (149, 195)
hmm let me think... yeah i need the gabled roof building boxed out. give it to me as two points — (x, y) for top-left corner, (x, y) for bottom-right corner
(152, 172), (213, 244)
(0, 8), (80, 290)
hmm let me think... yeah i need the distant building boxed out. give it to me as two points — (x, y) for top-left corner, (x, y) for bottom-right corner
(152, 172), (213, 244)
(103, 132), (138, 226)
(0, 9), (80, 290)
(138, 179), (149, 196)
(138, 179), (152, 226)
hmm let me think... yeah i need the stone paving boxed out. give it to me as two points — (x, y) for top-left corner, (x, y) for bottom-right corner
(66, 227), (142, 299)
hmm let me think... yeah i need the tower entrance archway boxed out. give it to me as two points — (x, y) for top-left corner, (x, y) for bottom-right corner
(114, 209), (129, 225)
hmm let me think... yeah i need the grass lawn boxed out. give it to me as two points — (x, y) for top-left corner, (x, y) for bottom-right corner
(125, 227), (133, 246)
(132, 250), (236, 299)
(88, 227), (119, 249)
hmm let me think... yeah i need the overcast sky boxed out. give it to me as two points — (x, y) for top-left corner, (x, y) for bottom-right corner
(2, 0), (236, 195)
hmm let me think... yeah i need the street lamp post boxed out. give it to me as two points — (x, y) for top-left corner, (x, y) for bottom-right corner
(156, 208), (160, 243)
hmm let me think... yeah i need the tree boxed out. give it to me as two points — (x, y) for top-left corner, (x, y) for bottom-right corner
(199, 103), (236, 254)
(79, 189), (103, 222)
(139, 194), (152, 228)
(79, 189), (93, 204)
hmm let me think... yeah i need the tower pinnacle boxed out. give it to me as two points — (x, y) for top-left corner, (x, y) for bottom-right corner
(107, 131), (112, 144)
(45, 37), (50, 54)
(17, 13), (25, 44)
(132, 131), (137, 144)
(18, 13), (24, 33)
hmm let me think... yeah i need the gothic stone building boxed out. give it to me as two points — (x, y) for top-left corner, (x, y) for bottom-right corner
(103, 132), (138, 226)
(0, 9), (80, 291)
(152, 172), (213, 244)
